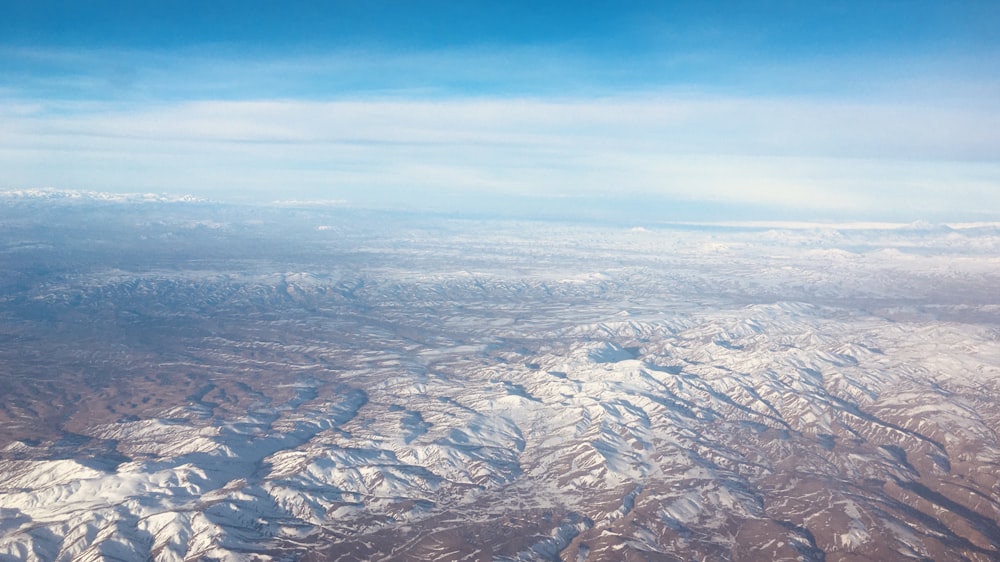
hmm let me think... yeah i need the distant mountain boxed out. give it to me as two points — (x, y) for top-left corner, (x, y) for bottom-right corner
(0, 188), (204, 203)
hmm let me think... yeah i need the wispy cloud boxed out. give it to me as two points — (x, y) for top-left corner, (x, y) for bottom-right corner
(3, 92), (998, 219)
(2, 32), (999, 220)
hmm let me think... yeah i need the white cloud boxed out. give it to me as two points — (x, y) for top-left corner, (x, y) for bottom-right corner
(2, 94), (998, 218)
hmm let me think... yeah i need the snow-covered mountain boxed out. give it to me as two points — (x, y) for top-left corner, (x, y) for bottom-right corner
(0, 188), (204, 204)
(1, 201), (998, 561)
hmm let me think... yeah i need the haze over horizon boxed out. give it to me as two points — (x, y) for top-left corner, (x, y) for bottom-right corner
(2, 1), (999, 221)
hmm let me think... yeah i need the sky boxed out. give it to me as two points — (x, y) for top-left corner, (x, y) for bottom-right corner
(2, 0), (999, 221)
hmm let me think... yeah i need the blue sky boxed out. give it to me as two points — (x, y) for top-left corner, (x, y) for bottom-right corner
(2, 1), (999, 221)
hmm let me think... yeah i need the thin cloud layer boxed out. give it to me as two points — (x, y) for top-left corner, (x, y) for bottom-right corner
(2, 93), (999, 218)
